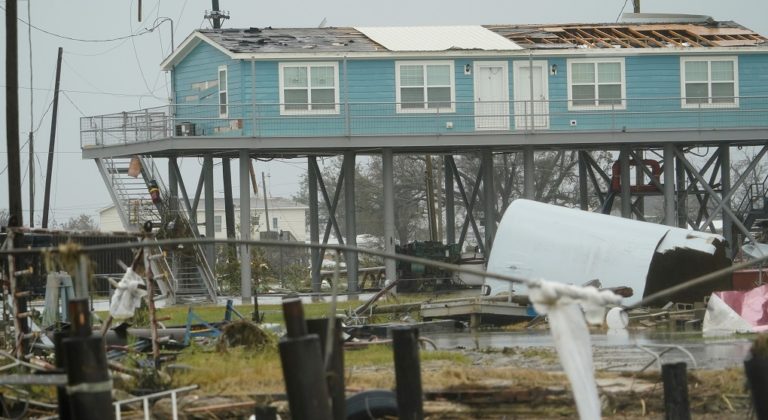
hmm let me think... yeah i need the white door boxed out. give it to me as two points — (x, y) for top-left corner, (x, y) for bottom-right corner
(474, 62), (509, 131)
(513, 61), (549, 130)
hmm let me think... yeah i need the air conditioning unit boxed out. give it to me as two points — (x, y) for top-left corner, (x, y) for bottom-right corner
(175, 122), (196, 136)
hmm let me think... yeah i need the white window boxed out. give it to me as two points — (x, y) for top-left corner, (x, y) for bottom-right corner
(272, 217), (278, 230)
(396, 61), (455, 113)
(680, 57), (738, 108)
(279, 62), (339, 115)
(218, 65), (228, 118)
(567, 58), (626, 110)
(214, 215), (222, 233)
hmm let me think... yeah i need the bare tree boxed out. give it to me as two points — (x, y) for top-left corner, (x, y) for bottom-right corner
(60, 214), (98, 231)
(0, 209), (8, 227)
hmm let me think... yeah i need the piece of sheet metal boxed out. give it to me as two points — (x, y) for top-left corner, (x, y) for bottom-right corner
(485, 199), (730, 304)
(355, 26), (522, 51)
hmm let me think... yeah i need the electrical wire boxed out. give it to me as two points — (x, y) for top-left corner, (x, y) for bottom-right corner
(0, 3), (165, 43)
(615, 0), (630, 23)
(61, 92), (87, 117)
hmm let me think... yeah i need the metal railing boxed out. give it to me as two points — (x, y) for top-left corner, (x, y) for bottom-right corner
(80, 96), (768, 148)
(113, 384), (198, 420)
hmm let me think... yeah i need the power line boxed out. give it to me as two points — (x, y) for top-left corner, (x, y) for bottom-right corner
(0, 3), (166, 43)
(0, 84), (161, 98)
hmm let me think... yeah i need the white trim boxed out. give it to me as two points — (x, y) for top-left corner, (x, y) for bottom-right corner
(473, 61), (510, 130)
(567, 57), (626, 111)
(680, 56), (739, 109)
(278, 62), (341, 115)
(395, 60), (456, 113)
(218, 65), (228, 118)
(512, 60), (550, 130)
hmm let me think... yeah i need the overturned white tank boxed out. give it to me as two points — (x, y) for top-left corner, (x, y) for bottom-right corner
(485, 199), (731, 305)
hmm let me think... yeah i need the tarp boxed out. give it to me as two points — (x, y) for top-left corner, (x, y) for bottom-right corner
(703, 284), (768, 335)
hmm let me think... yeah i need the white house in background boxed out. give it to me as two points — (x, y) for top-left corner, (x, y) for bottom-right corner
(99, 196), (308, 241)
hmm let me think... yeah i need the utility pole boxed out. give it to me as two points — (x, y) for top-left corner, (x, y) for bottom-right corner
(42, 47), (63, 228)
(262, 172), (271, 232)
(28, 132), (33, 227)
(633, 0), (640, 13)
(425, 155), (438, 242)
(205, 0), (230, 30)
(6, 0), (23, 228)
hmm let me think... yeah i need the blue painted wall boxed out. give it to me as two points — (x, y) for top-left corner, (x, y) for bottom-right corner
(171, 40), (768, 137)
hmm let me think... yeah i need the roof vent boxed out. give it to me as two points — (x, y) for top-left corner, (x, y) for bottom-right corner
(621, 13), (714, 24)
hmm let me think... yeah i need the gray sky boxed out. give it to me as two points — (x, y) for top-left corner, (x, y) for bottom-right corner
(1, 0), (767, 226)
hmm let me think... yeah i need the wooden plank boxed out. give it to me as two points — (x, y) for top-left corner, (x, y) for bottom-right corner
(667, 30), (703, 47)
(650, 30), (683, 46)
(593, 28), (633, 48)
(609, 28), (647, 48)
(626, 28), (666, 47)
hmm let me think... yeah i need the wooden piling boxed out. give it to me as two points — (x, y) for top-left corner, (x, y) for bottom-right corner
(307, 317), (346, 420)
(392, 326), (424, 420)
(662, 362), (690, 420)
(744, 356), (768, 420)
(278, 298), (332, 420)
(62, 299), (114, 420)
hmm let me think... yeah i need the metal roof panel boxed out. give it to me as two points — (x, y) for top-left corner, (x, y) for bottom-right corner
(355, 25), (522, 51)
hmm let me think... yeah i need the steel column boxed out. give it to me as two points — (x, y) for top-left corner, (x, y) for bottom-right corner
(676, 153), (688, 228)
(222, 159), (236, 240)
(308, 157), (321, 293)
(663, 144), (676, 226)
(203, 155), (215, 272)
(239, 151), (252, 302)
(482, 150), (495, 254)
(383, 149), (397, 292)
(343, 152), (359, 294)
(168, 157), (179, 213)
(444, 155), (456, 244)
(720, 145), (733, 255)
(523, 147), (534, 199)
(620, 147), (631, 218)
(578, 151), (589, 211)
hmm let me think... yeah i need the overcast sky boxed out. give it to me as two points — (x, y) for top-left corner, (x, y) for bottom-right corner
(1, 0), (767, 227)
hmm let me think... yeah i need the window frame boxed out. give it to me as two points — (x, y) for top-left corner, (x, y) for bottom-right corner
(566, 58), (626, 111)
(278, 62), (340, 115)
(218, 65), (228, 118)
(214, 215), (223, 233)
(395, 61), (456, 114)
(680, 56), (739, 109)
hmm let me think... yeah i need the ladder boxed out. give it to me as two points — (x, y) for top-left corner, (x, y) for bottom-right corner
(95, 156), (217, 302)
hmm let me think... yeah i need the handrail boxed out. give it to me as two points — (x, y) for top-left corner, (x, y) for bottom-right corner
(114, 384), (198, 420)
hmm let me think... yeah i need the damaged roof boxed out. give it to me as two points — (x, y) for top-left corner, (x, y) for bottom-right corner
(161, 16), (767, 70)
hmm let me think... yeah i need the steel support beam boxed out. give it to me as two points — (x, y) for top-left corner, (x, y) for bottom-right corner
(203, 155), (215, 273)
(308, 157), (321, 293)
(444, 155), (456, 244)
(620, 147), (631, 218)
(482, 150), (495, 254)
(578, 151), (589, 211)
(239, 151), (252, 302)
(720, 145), (733, 255)
(382, 149), (397, 292)
(448, 157), (486, 256)
(674, 148), (761, 249)
(663, 144), (676, 226)
(343, 152), (359, 295)
(676, 153), (688, 228)
(168, 157), (179, 213)
(222, 159), (236, 240)
(523, 147), (534, 199)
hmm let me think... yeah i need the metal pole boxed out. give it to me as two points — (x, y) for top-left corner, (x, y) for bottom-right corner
(204, 155), (215, 272)
(261, 172), (270, 232)
(620, 147), (632, 218)
(444, 155), (456, 244)
(222, 159), (236, 242)
(343, 152), (359, 295)
(663, 144), (676, 226)
(240, 151), (252, 303)
(42, 47), (63, 228)
(28, 132), (34, 226)
(309, 157), (321, 293)
(425, 155), (438, 241)
(482, 150), (495, 253)
(720, 145), (733, 256)
(6, 0), (23, 228)
(383, 149), (397, 291)
(578, 151), (589, 211)
(676, 154), (688, 228)
(523, 147), (534, 199)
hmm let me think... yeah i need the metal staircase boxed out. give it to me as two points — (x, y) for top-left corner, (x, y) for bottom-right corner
(735, 172), (768, 235)
(95, 156), (217, 302)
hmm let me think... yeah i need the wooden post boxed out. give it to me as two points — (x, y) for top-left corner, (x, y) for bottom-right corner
(744, 356), (768, 419)
(392, 326), (423, 420)
(307, 317), (346, 420)
(662, 362), (690, 420)
(278, 298), (332, 420)
(63, 299), (114, 420)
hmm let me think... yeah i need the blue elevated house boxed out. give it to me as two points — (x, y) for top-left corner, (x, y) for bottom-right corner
(81, 14), (768, 299)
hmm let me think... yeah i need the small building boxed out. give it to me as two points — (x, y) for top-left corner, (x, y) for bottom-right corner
(99, 196), (308, 241)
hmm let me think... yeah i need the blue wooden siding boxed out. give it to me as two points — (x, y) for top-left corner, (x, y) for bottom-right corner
(171, 41), (768, 137)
